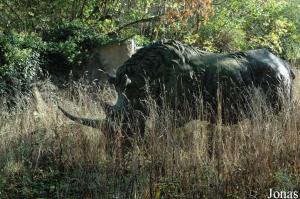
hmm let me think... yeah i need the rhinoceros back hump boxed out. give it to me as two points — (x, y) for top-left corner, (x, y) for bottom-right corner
(115, 40), (208, 104)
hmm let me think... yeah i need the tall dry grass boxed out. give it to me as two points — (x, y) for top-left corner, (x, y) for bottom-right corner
(0, 73), (300, 198)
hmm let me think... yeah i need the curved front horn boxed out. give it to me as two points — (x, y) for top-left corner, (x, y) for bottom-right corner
(58, 105), (103, 128)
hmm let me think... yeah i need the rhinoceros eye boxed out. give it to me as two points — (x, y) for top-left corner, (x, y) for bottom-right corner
(125, 84), (146, 98)
(125, 84), (137, 92)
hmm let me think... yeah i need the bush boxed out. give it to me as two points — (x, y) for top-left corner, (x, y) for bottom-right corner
(0, 31), (43, 98)
(41, 20), (115, 79)
(195, 0), (300, 63)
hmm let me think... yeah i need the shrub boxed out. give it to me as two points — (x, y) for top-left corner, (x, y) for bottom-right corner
(196, 0), (300, 63)
(41, 20), (114, 79)
(0, 31), (43, 98)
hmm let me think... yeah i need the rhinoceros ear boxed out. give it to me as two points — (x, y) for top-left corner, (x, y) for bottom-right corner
(124, 74), (132, 86)
(107, 73), (116, 84)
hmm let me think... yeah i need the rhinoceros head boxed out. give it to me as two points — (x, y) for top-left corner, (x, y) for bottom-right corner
(58, 71), (145, 132)
(107, 73), (132, 109)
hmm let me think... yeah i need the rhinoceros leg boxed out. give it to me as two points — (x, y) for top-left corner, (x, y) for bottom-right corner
(58, 105), (103, 128)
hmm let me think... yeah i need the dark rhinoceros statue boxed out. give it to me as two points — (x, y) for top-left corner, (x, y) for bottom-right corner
(59, 39), (295, 138)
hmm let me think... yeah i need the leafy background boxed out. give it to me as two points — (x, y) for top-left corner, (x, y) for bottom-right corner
(0, 0), (299, 96)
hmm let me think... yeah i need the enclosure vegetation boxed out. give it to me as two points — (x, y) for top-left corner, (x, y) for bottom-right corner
(0, 0), (300, 198)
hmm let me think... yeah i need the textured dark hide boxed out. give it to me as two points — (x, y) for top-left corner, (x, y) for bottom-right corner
(113, 39), (294, 124)
(59, 39), (295, 135)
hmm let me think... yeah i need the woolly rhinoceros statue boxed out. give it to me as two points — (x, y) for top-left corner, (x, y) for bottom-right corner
(59, 39), (295, 137)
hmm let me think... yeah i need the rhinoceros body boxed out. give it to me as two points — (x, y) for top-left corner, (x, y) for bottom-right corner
(59, 40), (295, 135)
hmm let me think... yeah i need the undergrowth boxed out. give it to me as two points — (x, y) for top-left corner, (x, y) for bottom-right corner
(0, 74), (300, 198)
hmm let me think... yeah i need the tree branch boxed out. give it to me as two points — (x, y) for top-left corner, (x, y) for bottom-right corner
(116, 15), (162, 33)
(78, 0), (88, 19)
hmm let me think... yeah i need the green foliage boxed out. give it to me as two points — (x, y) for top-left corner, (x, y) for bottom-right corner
(0, 0), (299, 94)
(0, 0), (213, 43)
(42, 20), (111, 45)
(0, 0), (97, 32)
(0, 20), (124, 94)
(133, 35), (152, 46)
(195, 0), (300, 62)
(41, 20), (114, 78)
(0, 31), (42, 97)
(281, 0), (300, 62)
(0, 0), (298, 63)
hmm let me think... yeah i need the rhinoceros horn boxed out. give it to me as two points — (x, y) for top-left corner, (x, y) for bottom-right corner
(58, 82), (130, 129)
